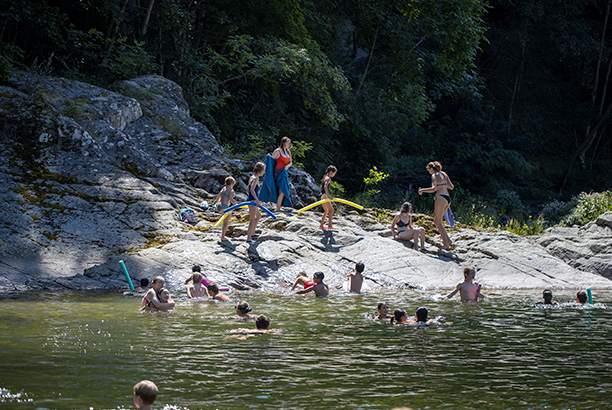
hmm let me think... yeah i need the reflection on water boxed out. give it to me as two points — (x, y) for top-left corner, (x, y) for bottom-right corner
(0, 290), (611, 409)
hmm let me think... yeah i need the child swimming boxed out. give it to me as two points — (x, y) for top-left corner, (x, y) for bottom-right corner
(235, 300), (255, 319)
(373, 302), (392, 321)
(446, 267), (485, 302)
(293, 271), (329, 297)
(207, 283), (231, 301)
(347, 262), (365, 293)
(535, 289), (559, 306)
(140, 276), (175, 312)
(133, 380), (158, 410)
(390, 307), (435, 326)
(186, 272), (209, 298)
(290, 271), (316, 291)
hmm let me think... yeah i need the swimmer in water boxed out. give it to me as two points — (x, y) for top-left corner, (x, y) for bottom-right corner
(140, 276), (175, 312)
(186, 272), (209, 299)
(576, 290), (588, 304)
(290, 271), (316, 291)
(147, 288), (174, 312)
(235, 300), (256, 320)
(293, 271), (329, 297)
(535, 289), (559, 306)
(229, 315), (282, 339)
(446, 266), (485, 302)
(373, 302), (392, 321)
(207, 283), (231, 301)
(390, 307), (435, 326)
(133, 380), (158, 410)
(347, 262), (365, 293)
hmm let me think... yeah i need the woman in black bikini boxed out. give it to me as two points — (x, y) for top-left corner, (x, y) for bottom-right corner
(391, 202), (426, 250)
(418, 161), (454, 250)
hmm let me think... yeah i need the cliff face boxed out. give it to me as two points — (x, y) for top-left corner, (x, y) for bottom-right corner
(0, 72), (611, 293)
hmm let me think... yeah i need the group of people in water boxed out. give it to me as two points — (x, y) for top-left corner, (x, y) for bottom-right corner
(212, 136), (455, 250)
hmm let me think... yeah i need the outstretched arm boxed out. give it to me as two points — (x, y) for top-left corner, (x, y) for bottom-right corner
(446, 284), (461, 299)
(419, 175), (437, 195)
(294, 286), (315, 294)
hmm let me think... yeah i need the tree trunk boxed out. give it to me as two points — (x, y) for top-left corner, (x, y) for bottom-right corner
(141, 0), (155, 37)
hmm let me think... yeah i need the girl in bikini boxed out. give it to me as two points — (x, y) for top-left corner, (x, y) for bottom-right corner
(271, 137), (293, 211)
(418, 161), (454, 250)
(320, 165), (337, 230)
(246, 162), (266, 243)
(216, 176), (237, 241)
(391, 202), (426, 251)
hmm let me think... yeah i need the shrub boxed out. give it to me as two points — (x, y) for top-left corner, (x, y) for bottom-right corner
(495, 189), (525, 215)
(541, 199), (576, 225)
(506, 215), (546, 236)
(561, 191), (612, 226)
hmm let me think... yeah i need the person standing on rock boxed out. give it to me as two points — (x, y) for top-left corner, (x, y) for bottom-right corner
(247, 162), (266, 243)
(418, 161), (454, 250)
(269, 136), (294, 211)
(320, 165), (337, 230)
(216, 176), (238, 242)
(391, 202), (426, 251)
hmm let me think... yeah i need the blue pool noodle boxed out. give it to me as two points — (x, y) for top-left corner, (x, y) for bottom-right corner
(119, 260), (136, 291)
(223, 201), (277, 220)
(587, 288), (593, 304)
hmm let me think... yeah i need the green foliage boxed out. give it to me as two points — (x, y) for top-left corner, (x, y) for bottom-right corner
(329, 181), (345, 198)
(561, 191), (612, 227)
(506, 216), (546, 236)
(291, 140), (313, 170)
(356, 166), (389, 206)
(541, 199), (577, 225)
(0, 55), (12, 83)
(453, 199), (498, 230)
(495, 189), (525, 216)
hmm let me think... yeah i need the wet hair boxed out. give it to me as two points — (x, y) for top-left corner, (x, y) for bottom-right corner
(192, 272), (203, 284)
(192, 265), (201, 273)
(355, 262), (365, 273)
(400, 202), (412, 213)
(224, 176), (236, 186)
(279, 136), (291, 151)
(313, 271), (325, 280)
(416, 307), (428, 322)
(236, 300), (253, 313)
(152, 276), (165, 285)
(256, 315), (270, 330)
(427, 161), (442, 172)
(390, 309), (407, 324)
(577, 290), (587, 304)
(377, 302), (388, 311)
(159, 288), (170, 302)
(140, 278), (149, 287)
(133, 380), (158, 405)
(253, 161), (266, 174)
(297, 271), (308, 278)
(463, 267), (476, 279)
(543, 289), (553, 299)
(207, 283), (219, 295)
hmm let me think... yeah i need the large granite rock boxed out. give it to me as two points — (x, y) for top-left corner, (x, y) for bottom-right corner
(0, 72), (611, 293)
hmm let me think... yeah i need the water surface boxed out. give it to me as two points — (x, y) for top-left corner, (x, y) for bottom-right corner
(0, 290), (611, 409)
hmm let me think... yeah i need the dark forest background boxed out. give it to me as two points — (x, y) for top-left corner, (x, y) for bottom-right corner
(1, 0), (611, 219)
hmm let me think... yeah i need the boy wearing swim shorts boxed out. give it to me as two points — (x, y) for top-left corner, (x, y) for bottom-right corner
(294, 271), (329, 297)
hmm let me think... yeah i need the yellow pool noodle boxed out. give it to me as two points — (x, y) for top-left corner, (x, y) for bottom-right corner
(297, 199), (333, 214)
(297, 198), (364, 214)
(213, 206), (249, 227)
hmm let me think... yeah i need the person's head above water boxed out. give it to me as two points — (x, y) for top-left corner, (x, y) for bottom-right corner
(256, 315), (270, 330)
(377, 302), (389, 317)
(192, 272), (203, 284)
(207, 283), (219, 295)
(391, 309), (407, 324)
(192, 265), (201, 273)
(415, 307), (428, 322)
(236, 300), (253, 316)
(313, 271), (325, 282)
(151, 276), (165, 290)
(158, 288), (171, 303)
(355, 262), (365, 274)
(140, 278), (149, 288)
(133, 380), (158, 409)
(543, 289), (553, 303)
(576, 290), (588, 304)
(463, 266), (476, 281)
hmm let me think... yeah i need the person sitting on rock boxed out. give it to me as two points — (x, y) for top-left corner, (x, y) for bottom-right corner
(535, 289), (559, 306)
(446, 267), (485, 302)
(140, 276), (175, 312)
(294, 271), (329, 297)
(186, 272), (209, 299)
(290, 271), (315, 291)
(207, 283), (230, 301)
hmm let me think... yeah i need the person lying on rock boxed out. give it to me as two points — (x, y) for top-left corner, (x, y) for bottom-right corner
(293, 271), (329, 297)
(140, 276), (175, 312)
(446, 267), (485, 302)
(207, 283), (231, 301)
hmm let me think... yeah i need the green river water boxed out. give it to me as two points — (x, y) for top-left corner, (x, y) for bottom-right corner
(0, 290), (611, 410)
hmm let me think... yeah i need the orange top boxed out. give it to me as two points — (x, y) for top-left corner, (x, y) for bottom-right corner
(275, 150), (291, 171)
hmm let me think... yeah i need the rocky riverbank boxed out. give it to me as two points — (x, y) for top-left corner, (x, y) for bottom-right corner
(1, 72), (611, 293)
